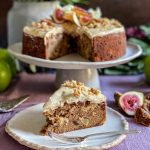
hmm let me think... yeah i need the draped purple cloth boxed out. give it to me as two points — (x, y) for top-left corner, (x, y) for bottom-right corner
(0, 72), (150, 150)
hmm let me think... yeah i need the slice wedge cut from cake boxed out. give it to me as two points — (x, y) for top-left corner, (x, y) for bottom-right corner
(41, 80), (106, 134)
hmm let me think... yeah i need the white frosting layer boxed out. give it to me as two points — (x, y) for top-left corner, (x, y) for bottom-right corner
(78, 26), (125, 39)
(23, 25), (64, 38)
(43, 85), (106, 111)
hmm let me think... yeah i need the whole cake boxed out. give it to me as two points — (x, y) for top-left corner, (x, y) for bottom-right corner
(41, 80), (106, 134)
(23, 5), (126, 61)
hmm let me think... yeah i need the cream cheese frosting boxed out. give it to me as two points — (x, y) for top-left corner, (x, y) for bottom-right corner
(23, 20), (64, 38)
(76, 18), (125, 38)
(43, 80), (106, 112)
(79, 26), (125, 39)
(23, 25), (53, 37)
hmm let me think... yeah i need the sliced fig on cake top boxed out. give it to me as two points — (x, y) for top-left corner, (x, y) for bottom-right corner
(72, 6), (92, 18)
(63, 11), (75, 22)
(119, 91), (144, 116)
(79, 15), (92, 26)
(52, 7), (65, 23)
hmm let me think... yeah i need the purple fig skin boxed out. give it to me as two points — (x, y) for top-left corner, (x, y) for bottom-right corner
(114, 91), (122, 107)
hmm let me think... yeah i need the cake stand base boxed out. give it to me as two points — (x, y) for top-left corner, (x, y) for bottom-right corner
(55, 69), (100, 89)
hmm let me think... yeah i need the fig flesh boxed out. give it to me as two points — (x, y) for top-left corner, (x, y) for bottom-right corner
(52, 8), (64, 23)
(119, 91), (144, 116)
(79, 15), (92, 26)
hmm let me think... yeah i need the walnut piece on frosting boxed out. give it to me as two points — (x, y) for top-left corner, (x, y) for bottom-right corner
(63, 80), (84, 88)
(89, 88), (100, 95)
(31, 19), (55, 29)
(63, 80), (100, 97)
(87, 18), (123, 30)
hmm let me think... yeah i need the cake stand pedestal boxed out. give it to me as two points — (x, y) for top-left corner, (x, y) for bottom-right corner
(8, 42), (142, 89)
(55, 69), (100, 89)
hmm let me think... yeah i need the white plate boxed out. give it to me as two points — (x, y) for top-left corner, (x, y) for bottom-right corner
(5, 103), (129, 150)
(8, 42), (142, 69)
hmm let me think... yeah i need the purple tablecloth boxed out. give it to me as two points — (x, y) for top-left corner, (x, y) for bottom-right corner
(0, 72), (150, 150)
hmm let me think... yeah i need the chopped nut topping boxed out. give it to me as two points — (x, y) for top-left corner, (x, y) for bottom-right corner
(62, 80), (100, 96)
(31, 19), (55, 29)
(63, 80), (84, 88)
(88, 88), (100, 95)
(87, 18), (123, 30)
(41, 18), (55, 27)
(73, 88), (81, 97)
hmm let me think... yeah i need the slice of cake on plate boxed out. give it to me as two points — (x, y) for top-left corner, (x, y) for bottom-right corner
(22, 5), (126, 62)
(41, 80), (106, 134)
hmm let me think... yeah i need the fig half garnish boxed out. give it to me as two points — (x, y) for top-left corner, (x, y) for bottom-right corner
(119, 91), (144, 116)
(79, 15), (92, 26)
(52, 7), (65, 23)
(73, 6), (91, 18)
(114, 91), (122, 107)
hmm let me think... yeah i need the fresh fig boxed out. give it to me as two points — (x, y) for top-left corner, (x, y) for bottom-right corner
(73, 6), (91, 17)
(79, 15), (92, 26)
(63, 11), (74, 21)
(52, 7), (64, 23)
(134, 107), (150, 126)
(119, 91), (144, 116)
(145, 93), (150, 100)
(114, 91), (122, 107)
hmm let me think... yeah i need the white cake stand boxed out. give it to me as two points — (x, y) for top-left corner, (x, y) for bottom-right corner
(8, 43), (142, 89)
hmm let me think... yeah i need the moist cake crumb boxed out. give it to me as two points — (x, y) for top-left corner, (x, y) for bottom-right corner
(41, 80), (106, 134)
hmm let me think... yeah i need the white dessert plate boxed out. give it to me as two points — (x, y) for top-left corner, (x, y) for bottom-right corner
(8, 42), (142, 69)
(5, 103), (129, 150)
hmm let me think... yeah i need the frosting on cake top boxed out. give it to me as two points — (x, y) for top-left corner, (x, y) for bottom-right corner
(23, 19), (64, 37)
(23, 5), (125, 39)
(78, 18), (125, 38)
(43, 80), (106, 111)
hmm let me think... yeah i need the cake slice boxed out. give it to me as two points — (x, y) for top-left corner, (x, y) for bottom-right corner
(22, 19), (71, 60)
(41, 80), (106, 134)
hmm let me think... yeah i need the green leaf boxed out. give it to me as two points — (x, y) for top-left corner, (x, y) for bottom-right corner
(103, 69), (127, 75)
(113, 65), (130, 71)
(60, 0), (89, 5)
(140, 25), (150, 35)
(129, 38), (149, 49)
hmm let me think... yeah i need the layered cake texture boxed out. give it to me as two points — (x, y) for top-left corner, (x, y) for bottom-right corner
(41, 80), (106, 134)
(22, 5), (126, 62)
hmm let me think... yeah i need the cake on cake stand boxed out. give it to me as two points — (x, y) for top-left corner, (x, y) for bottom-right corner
(8, 42), (142, 89)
